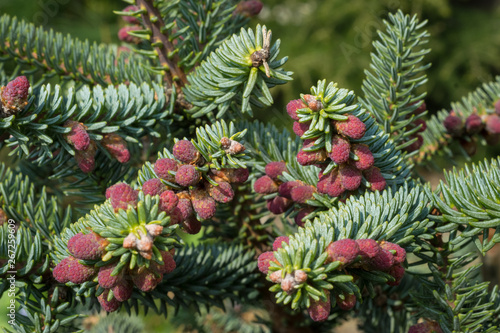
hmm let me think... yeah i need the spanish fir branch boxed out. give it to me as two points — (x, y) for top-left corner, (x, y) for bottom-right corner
(359, 10), (430, 152)
(239, 120), (317, 185)
(236, 120), (327, 222)
(429, 157), (500, 254)
(313, 183), (432, 246)
(357, 276), (417, 333)
(0, 14), (152, 87)
(48, 120), (254, 317)
(413, 76), (500, 165)
(410, 232), (500, 333)
(288, 80), (414, 189)
(149, 243), (261, 314)
(262, 184), (433, 316)
(183, 25), (292, 118)
(0, 163), (78, 333)
(0, 79), (172, 168)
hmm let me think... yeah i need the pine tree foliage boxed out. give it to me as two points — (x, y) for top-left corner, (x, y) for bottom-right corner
(152, 243), (260, 313)
(0, 163), (77, 333)
(411, 238), (500, 332)
(360, 10), (430, 152)
(292, 80), (413, 188)
(415, 77), (500, 165)
(0, 80), (170, 164)
(0, 14), (151, 87)
(2, 1), (500, 332)
(431, 157), (500, 253)
(356, 277), (415, 333)
(266, 184), (432, 311)
(183, 24), (292, 118)
(135, 0), (251, 72)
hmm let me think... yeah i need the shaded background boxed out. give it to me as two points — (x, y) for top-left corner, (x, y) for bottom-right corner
(1, 0), (499, 331)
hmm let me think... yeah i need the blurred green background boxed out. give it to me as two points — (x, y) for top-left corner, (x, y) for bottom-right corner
(0, 0), (499, 331)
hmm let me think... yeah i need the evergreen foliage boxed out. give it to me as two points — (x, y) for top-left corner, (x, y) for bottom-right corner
(1, 2), (500, 332)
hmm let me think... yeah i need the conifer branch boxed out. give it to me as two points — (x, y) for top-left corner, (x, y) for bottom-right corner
(0, 14), (151, 87)
(413, 77), (500, 165)
(359, 10), (430, 154)
(183, 25), (292, 118)
(430, 157), (500, 254)
(0, 79), (172, 172)
(0, 163), (77, 333)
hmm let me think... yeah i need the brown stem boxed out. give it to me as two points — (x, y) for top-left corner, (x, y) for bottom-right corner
(137, 0), (188, 91)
